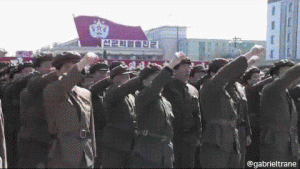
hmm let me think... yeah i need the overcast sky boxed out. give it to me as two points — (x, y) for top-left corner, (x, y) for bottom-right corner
(0, 0), (268, 56)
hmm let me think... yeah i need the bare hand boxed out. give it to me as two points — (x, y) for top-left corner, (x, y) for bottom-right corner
(246, 135), (252, 146)
(247, 56), (259, 66)
(249, 45), (265, 57)
(168, 52), (187, 69)
(77, 52), (98, 71)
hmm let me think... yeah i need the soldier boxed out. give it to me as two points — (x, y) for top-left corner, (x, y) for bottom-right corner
(88, 62), (110, 168)
(243, 67), (272, 164)
(260, 59), (300, 166)
(163, 55), (202, 168)
(226, 77), (252, 168)
(100, 64), (141, 168)
(199, 45), (265, 168)
(2, 62), (37, 168)
(130, 54), (186, 168)
(189, 65), (206, 86)
(18, 52), (57, 168)
(43, 52), (97, 168)
(0, 100), (7, 168)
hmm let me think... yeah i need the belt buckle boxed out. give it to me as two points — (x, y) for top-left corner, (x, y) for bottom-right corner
(142, 130), (148, 136)
(80, 130), (86, 138)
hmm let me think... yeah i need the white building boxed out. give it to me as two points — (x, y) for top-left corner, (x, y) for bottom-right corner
(267, 0), (300, 61)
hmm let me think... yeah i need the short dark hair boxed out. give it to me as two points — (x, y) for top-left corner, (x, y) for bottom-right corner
(243, 67), (260, 85)
(109, 61), (125, 71)
(173, 58), (191, 70)
(190, 65), (206, 77)
(33, 52), (54, 68)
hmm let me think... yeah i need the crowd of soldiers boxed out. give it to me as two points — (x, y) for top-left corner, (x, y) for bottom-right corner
(0, 44), (298, 168)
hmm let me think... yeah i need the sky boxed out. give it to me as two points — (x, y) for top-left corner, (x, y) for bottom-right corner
(0, 0), (268, 56)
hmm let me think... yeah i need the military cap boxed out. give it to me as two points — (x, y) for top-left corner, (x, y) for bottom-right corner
(208, 58), (229, 74)
(52, 51), (81, 69)
(9, 67), (20, 79)
(174, 57), (192, 70)
(139, 63), (162, 81)
(109, 61), (125, 71)
(269, 59), (295, 76)
(243, 67), (260, 84)
(33, 52), (54, 68)
(110, 65), (132, 79)
(190, 65), (206, 77)
(89, 63), (109, 75)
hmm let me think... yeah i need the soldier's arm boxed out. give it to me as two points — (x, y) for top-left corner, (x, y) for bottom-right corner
(251, 77), (273, 93)
(137, 67), (173, 107)
(0, 101), (7, 168)
(244, 100), (252, 136)
(90, 107), (97, 159)
(104, 77), (142, 107)
(56, 65), (85, 94)
(89, 77), (112, 96)
(27, 71), (58, 96)
(274, 63), (300, 89)
(211, 56), (248, 88)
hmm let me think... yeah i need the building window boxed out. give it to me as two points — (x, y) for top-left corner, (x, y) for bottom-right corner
(287, 33), (291, 42)
(271, 21), (275, 30)
(288, 18), (292, 27)
(287, 48), (291, 57)
(270, 50), (274, 58)
(272, 6), (275, 15)
(289, 3), (293, 12)
(271, 35), (274, 44)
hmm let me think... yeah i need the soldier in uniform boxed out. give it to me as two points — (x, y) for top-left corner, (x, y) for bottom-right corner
(130, 54), (186, 168)
(18, 53), (57, 168)
(100, 64), (141, 168)
(88, 62), (110, 168)
(189, 65), (206, 88)
(260, 60), (300, 166)
(243, 67), (272, 165)
(43, 52), (97, 168)
(163, 56), (202, 168)
(199, 45), (265, 168)
(226, 77), (252, 168)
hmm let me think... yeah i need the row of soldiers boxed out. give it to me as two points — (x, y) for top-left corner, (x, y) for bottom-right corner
(0, 44), (298, 168)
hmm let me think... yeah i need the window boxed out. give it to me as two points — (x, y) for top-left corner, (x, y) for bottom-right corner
(271, 35), (275, 44)
(288, 18), (292, 27)
(287, 48), (291, 57)
(271, 21), (275, 30)
(289, 3), (293, 12)
(272, 6), (275, 15)
(287, 33), (291, 42)
(270, 50), (274, 58)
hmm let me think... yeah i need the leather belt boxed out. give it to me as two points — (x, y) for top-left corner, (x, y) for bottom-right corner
(136, 129), (169, 142)
(51, 129), (92, 140)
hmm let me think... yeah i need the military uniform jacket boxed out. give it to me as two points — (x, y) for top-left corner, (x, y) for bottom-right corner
(260, 65), (300, 157)
(133, 67), (174, 167)
(200, 56), (248, 153)
(43, 66), (96, 167)
(163, 79), (201, 146)
(18, 72), (58, 142)
(226, 82), (251, 136)
(101, 77), (141, 152)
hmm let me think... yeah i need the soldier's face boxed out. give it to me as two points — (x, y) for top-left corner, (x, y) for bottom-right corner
(113, 73), (130, 86)
(60, 62), (76, 75)
(278, 66), (292, 77)
(248, 73), (261, 86)
(174, 64), (192, 83)
(94, 70), (108, 81)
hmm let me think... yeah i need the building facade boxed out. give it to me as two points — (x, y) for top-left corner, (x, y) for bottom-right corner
(267, 0), (300, 61)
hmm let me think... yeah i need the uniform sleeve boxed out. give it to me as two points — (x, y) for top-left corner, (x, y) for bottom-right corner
(90, 107), (97, 159)
(89, 77), (112, 97)
(58, 65), (85, 93)
(137, 67), (173, 108)
(27, 72), (58, 96)
(273, 64), (300, 89)
(212, 56), (248, 89)
(0, 100), (7, 168)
